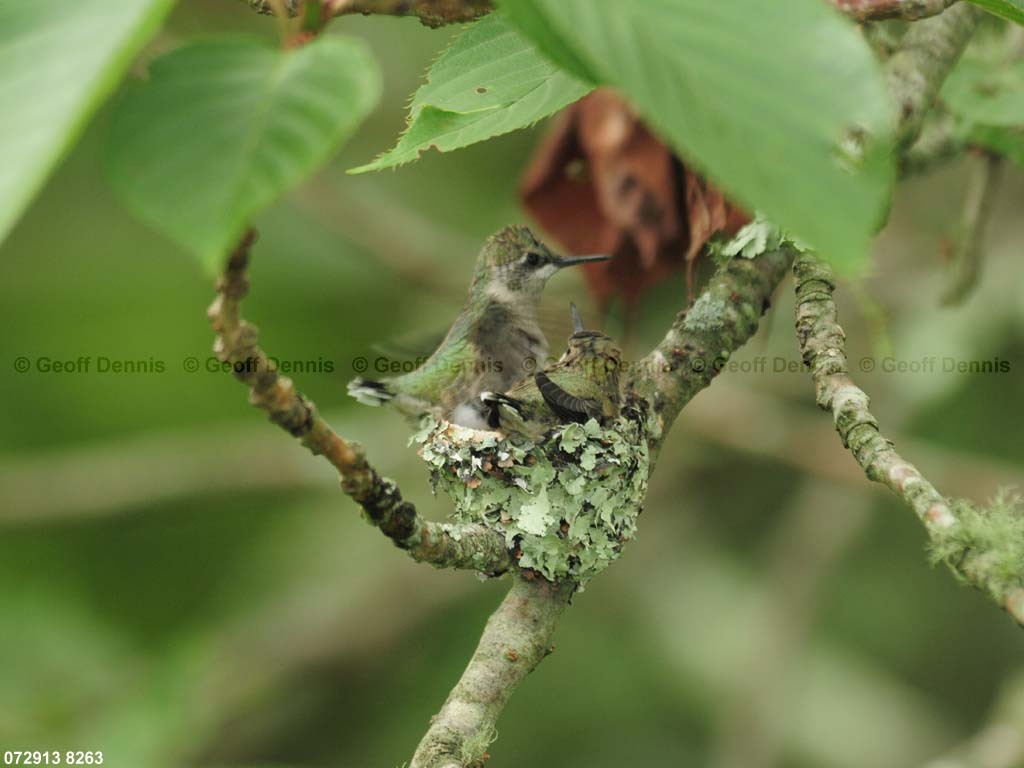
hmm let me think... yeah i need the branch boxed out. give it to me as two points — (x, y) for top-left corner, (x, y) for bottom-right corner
(244, 0), (491, 27)
(793, 253), (1024, 626)
(710, 481), (873, 768)
(243, 0), (966, 25)
(627, 247), (796, 458)
(885, 3), (985, 151)
(834, 0), (959, 21)
(410, 576), (572, 768)
(208, 231), (512, 574)
(901, 109), (967, 175)
(941, 151), (1004, 306)
(922, 672), (1024, 768)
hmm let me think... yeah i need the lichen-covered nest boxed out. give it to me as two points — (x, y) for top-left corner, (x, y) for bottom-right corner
(414, 416), (650, 587)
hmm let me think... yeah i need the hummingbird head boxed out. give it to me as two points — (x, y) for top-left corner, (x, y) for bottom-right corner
(560, 304), (623, 378)
(474, 226), (609, 305)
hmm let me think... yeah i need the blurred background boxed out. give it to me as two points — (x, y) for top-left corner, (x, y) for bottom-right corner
(2, 3), (1024, 767)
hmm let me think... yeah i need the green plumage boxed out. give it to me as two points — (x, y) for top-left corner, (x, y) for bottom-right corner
(348, 226), (609, 426)
(482, 312), (623, 440)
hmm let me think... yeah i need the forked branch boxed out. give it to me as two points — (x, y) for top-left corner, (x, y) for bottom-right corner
(208, 230), (512, 574)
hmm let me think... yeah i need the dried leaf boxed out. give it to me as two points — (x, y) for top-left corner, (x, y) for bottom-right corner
(521, 89), (748, 315)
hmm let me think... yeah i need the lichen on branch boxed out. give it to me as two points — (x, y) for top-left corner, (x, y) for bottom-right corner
(628, 245), (797, 458)
(793, 253), (1024, 626)
(409, 575), (572, 768)
(208, 230), (512, 573)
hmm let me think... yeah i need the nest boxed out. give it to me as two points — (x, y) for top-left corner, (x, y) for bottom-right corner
(414, 415), (650, 588)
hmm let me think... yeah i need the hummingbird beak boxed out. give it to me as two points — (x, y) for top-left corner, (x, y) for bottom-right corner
(551, 253), (611, 269)
(570, 302), (585, 333)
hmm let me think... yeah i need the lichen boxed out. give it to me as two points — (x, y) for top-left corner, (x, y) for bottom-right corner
(682, 294), (728, 333)
(709, 213), (810, 265)
(414, 416), (649, 589)
(929, 490), (1024, 602)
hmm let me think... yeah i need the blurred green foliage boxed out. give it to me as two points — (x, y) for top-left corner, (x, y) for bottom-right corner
(1, 3), (1024, 768)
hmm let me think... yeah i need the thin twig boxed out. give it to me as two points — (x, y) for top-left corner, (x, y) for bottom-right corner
(941, 152), (1004, 306)
(902, 109), (967, 175)
(208, 230), (512, 573)
(923, 672), (1024, 768)
(244, 0), (491, 27)
(244, 0), (968, 24)
(711, 481), (872, 768)
(793, 254), (1024, 626)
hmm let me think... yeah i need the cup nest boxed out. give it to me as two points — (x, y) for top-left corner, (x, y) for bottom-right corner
(413, 415), (650, 588)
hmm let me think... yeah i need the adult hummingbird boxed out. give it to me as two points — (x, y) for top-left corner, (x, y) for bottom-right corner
(479, 303), (623, 440)
(347, 226), (609, 426)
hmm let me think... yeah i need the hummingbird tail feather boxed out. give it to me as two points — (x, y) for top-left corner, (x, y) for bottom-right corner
(347, 377), (394, 406)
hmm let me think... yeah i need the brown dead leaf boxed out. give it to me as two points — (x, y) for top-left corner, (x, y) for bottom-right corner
(520, 89), (748, 319)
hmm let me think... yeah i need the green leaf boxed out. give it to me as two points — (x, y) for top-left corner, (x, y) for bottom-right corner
(106, 36), (381, 271)
(943, 58), (1024, 125)
(966, 0), (1024, 26)
(349, 14), (591, 174)
(496, 0), (597, 82)
(0, 0), (175, 247)
(501, 0), (896, 273)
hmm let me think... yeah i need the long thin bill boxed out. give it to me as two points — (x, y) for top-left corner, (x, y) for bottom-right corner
(553, 253), (611, 268)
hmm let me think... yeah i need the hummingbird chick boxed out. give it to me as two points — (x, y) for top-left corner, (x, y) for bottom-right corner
(480, 303), (623, 441)
(347, 226), (608, 426)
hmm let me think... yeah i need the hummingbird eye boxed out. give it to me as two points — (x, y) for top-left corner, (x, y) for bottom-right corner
(525, 251), (542, 268)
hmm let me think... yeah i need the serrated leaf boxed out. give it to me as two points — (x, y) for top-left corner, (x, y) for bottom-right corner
(943, 58), (1024, 125)
(496, 0), (597, 82)
(349, 14), (590, 174)
(106, 36), (380, 271)
(0, 0), (175, 247)
(502, 0), (896, 274)
(967, 0), (1024, 26)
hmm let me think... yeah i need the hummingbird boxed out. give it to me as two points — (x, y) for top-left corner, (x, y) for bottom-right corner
(347, 226), (609, 426)
(479, 303), (623, 440)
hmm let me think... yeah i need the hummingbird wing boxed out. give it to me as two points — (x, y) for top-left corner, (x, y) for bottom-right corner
(392, 335), (473, 401)
(535, 372), (603, 424)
